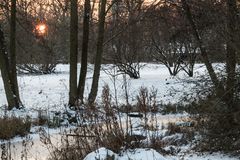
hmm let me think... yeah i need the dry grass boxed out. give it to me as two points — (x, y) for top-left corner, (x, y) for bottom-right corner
(0, 116), (31, 140)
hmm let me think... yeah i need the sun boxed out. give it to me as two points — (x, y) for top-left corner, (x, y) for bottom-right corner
(35, 23), (47, 36)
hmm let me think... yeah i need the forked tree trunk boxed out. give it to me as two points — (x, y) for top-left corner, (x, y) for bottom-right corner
(77, 0), (91, 104)
(69, 0), (78, 106)
(88, 0), (107, 105)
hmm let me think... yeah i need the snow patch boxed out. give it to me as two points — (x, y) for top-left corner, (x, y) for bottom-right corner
(84, 148), (167, 160)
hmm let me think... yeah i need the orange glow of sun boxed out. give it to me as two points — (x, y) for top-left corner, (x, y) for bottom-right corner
(36, 23), (47, 35)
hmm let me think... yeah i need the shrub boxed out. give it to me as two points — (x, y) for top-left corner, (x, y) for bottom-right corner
(99, 130), (125, 153)
(0, 116), (31, 140)
(190, 96), (240, 154)
(167, 122), (182, 135)
(160, 103), (187, 115)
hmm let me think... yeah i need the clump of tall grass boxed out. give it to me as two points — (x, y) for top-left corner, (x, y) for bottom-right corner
(0, 116), (31, 140)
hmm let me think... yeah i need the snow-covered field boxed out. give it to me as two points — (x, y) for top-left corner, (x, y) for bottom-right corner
(0, 63), (238, 160)
(0, 63), (207, 111)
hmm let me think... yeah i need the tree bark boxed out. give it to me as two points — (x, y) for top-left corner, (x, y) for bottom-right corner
(77, 0), (91, 104)
(9, 0), (21, 107)
(88, 0), (107, 105)
(225, 0), (237, 106)
(69, 0), (78, 106)
(0, 25), (18, 110)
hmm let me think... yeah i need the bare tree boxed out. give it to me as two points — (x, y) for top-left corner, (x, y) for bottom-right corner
(181, 0), (225, 97)
(77, 0), (91, 104)
(179, 41), (199, 77)
(181, 0), (240, 107)
(225, 0), (238, 107)
(106, 0), (146, 79)
(146, 2), (191, 76)
(69, 0), (79, 106)
(9, 0), (21, 107)
(151, 37), (182, 76)
(88, 0), (107, 105)
(0, 25), (19, 110)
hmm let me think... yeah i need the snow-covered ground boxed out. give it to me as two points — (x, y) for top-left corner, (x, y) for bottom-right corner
(84, 147), (238, 160)
(0, 63), (208, 111)
(0, 63), (237, 160)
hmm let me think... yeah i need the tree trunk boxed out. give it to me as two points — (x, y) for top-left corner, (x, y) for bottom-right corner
(77, 0), (91, 104)
(88, 0), (107, 105)
(69, 0), (78, 106)
(181, 0), (225, 98)
(9, 0), (21, 108)
(0, 25), (18, 110)
(225, 0), (237, 106)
